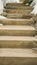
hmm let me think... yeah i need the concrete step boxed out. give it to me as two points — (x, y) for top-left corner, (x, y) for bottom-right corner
(0, 48), (37, 57)
(2, 12), (33, 19)
(0, 48), (37, 65)
(6, 3), (33, 10)
(0, 36), (37, 48)
(0, 19), (34, 25)
(0, 25), (36, 36)
(5, 7), (33, 10)
(4, 7), (33, 11)
(1, 12), (7, 17)
(6, 14), (32, 19)
(4, 9), (31, 14)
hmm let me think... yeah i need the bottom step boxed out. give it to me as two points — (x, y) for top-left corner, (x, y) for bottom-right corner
(0, 49), (37, 65)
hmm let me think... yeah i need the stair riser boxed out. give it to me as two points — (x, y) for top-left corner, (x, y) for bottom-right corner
(7, 17), (32, 19)
(0, 19), (34, 25)
(5, 10), (31, 14)
(2, 12), (33, 18)
(5, 8), (33, 11)
(1, 12), (7, 17)
(7, 15), (32, 19)
(0, 41), (36, 48)
(7, 16), (31, 19)
(6, 3), (29, 6)
(35, 41), (37, 47)
(0, 30), (35, 36)
(5, 6), (33, 10)
(36, 31), (37, 35)
(6, 4), (33, 9)
(5, 7), (33, 10)
(0, 57), (37, 65)
(6, 4), (30, 6)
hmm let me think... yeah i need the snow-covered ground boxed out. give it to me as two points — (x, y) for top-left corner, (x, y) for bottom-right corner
(0, 0), (3, 14)
(0, 0), (21, 20)
(0, 0), (7, 19)
(31, 0), (37, 15)
(6, 0), (20, 3)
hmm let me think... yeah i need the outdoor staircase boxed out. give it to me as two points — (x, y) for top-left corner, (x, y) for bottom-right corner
(0, 3), (37, 65)
(3, 3), (33, 18)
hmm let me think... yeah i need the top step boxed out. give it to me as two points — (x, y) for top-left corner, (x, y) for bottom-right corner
(5, 3), (33, 9)
(6, 3), (32, 7)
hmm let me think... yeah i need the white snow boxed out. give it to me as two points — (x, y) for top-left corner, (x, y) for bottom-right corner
(31, 0), (37, 15)
(0, 0), (4, 14)
(6, 0), (20, 3)
(0, 0), (7, 19)
(0, 16), (7, 19)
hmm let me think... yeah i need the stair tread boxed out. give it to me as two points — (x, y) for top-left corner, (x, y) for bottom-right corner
(6, 14), (32, 19)
(6, 3), (32, 6)
(5, 10), (31, 14)
(6, 3), (30, 5)
(0, 36), (36, 41)
(7, 13), (32, 16)
(4, 8), (31, 11)
(6, 3), (32, 8)
(0, 18), (33, 21)
(6, 3), (33, 10)
(0, 18), (33, 25)
(0, 36), (36, 48)
(0, 25), (35, 30)
(0, 48), (37, 57)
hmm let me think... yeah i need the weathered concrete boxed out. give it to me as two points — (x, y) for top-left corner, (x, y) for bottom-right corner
(0, 49), (37, 65)
(6, 3), (33, 9)
(0, 36), (36, 48)
(6, 14), (32, 19)
(0, 2), (37, 65)
(0, 26), (36, 36)
(0, 49), (37, 57)
(2, 12), (33, 19)
(5, 6), (33, 11)
(0, 19), (34, 25)
(4, 9), (31, 14)
(1, 12), (7, 17)
(0, 57), (37, 65)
